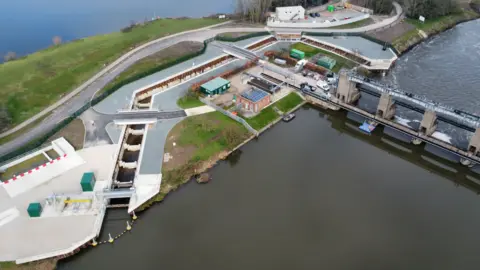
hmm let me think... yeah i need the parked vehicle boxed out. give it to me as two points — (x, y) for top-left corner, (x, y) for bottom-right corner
(282, 113), (296, 122)
(316, 79), (330, 91)
(315, 12), (320, 17)
(309, 13), (315, 18)
(325, 72), (337, 84)
(302, 70), (308, 77)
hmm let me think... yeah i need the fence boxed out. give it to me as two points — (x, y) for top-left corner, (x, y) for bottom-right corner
(200, 98), (258, 136)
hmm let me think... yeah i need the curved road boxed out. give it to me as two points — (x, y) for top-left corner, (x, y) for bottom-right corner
(0, 2), (403, 158)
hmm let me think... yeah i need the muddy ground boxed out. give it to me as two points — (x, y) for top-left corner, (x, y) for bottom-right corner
(368, 21), (416, 42)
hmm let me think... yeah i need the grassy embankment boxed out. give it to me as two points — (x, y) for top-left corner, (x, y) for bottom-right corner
(176, 95), (204, 109)
(138, 111), (251, 210)
(0, 18), (222, 129)
(95, 41), (205, 97)
(392, 9), (479, 53)
(329, 18), (374, 29)
(290, 43), (356, 73)
(245, 92), (305, 130)
(0, 260), (57, 270)
(0, 154), (48, 181)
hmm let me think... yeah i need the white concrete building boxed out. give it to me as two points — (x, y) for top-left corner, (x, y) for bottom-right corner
(275, 6), (305, 21)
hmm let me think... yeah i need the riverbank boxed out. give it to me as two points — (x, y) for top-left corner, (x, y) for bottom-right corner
(392, 9), (479, 54)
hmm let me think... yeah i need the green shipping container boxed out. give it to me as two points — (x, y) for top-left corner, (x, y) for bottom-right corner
(290, 49), (305, 60)
(27, 203), (42, 218)
(200, 77), (231, 95)
(80, 172), (96, 192)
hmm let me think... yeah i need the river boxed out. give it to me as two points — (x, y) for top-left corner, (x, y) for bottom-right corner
(0, 0), (233, 59)
(58, 20), (480, 269)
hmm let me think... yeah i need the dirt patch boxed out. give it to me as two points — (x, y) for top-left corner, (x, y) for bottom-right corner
(0, 259), (57, 270)
(44, 119), (85, 150)
(368, 21), (416, 42)
(144, 41), (204, 61)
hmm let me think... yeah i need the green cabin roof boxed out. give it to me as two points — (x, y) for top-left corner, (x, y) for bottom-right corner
(201, 77), (230, 91)
(28, 203), (41, 211)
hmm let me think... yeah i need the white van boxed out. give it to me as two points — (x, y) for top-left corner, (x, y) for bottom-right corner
(316, 79), (330, 91)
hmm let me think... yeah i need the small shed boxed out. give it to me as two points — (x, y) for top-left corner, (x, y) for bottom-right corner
(200, 77), (231, 96)
(80, 172), (96, 192)
(237, 88), (271, 113)
(317, 56), (337, 70)
(290, 49), (305, 60)
(27, 203), (42, 218)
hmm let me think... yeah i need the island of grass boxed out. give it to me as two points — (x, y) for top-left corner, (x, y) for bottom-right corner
(176, 93), (204, 109)
(0, 18), (223, 129)
(290, 43), (356, 73)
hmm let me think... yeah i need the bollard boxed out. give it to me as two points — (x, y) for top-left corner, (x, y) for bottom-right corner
(132, 211), (138, 220)
(92, 238), (98, 247)
(108, 233), (114, 243)
(126, 221), (132, 231)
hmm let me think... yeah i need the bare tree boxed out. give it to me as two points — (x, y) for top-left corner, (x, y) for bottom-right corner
(0, 104), (12, 132)
(52, 36), (62, 45)
(4, 51), (17, 62)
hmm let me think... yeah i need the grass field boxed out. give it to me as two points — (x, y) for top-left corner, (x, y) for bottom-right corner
(177, 95), (204, 109)
(275, 92), (304, 113)
(138, 111), (250, 210)
(44, 119), (85, 150)
(290, 43), (356, 73)
(0, 18), (222, 128)
(244, 106), (279, 130)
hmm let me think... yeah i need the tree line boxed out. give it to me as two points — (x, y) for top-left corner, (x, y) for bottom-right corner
(235, 0), (459, 23)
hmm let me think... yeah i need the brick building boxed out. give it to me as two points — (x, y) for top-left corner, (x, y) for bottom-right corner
(237, 88), (271, 113)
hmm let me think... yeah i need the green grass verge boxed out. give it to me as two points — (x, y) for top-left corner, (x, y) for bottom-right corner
(177, 95), (204, 109)
(275, 92), (304, 113)
(1, 154), (48, 181)
(245, 106), (279, 130)
(0, 18), (222, 127)
(393, 10), (479, 52)
(290, 43), (356, 73)
(328, 18), (374, 29)
(137, 111), (250, 211)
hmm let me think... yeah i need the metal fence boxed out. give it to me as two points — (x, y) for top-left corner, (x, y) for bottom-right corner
(200, 98), (259, 136)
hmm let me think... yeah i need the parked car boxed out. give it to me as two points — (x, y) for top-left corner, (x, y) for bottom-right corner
(325, 72), (337, 84)
(315, 12), (321, 17)
(309, 13), (315, 18)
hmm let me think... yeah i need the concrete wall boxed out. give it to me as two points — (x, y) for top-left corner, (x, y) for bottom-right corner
(267, 13), (369, 28)
(276, 6), (306, 21)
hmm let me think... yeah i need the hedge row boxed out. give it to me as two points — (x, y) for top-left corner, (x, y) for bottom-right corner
(215, 31), (271, 42)
(302, 32), (400, 55)
(0, 40), (215, 163)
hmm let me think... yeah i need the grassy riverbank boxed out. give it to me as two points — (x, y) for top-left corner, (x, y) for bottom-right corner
(392, 9), (479, 53)
(0, 259), (57, 270)
(0, 18), (222, 128)
(138, 111), (251, 210)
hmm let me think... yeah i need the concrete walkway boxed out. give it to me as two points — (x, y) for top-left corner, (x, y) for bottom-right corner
(0, 3), (404, 157)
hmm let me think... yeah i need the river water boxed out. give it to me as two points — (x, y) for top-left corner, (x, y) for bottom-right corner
(0, 0), (233, 59)
(58, 20), (480, 269)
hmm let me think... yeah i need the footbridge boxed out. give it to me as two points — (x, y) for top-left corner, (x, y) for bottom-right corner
(97, 188), (135, 200)
(214, 42), (260, 61)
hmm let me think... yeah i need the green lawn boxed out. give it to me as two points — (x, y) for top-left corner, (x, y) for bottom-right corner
(275, 92), (304, 113)
(0, 154), (48, 181)
(217, 32), (252, 38)
(245, 106), (279, 130)
(177, 95), (204, 109)
(0, 18), (222, 128)
(177, 112), (249, 162)
(290, 43), (356, 73)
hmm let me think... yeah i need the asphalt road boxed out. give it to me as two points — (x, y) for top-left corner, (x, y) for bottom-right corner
(0, 3), (403, 158)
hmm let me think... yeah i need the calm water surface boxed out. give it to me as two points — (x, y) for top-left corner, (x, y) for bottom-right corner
(0, 0), (233, 58)
(59, 106), (480, 270)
